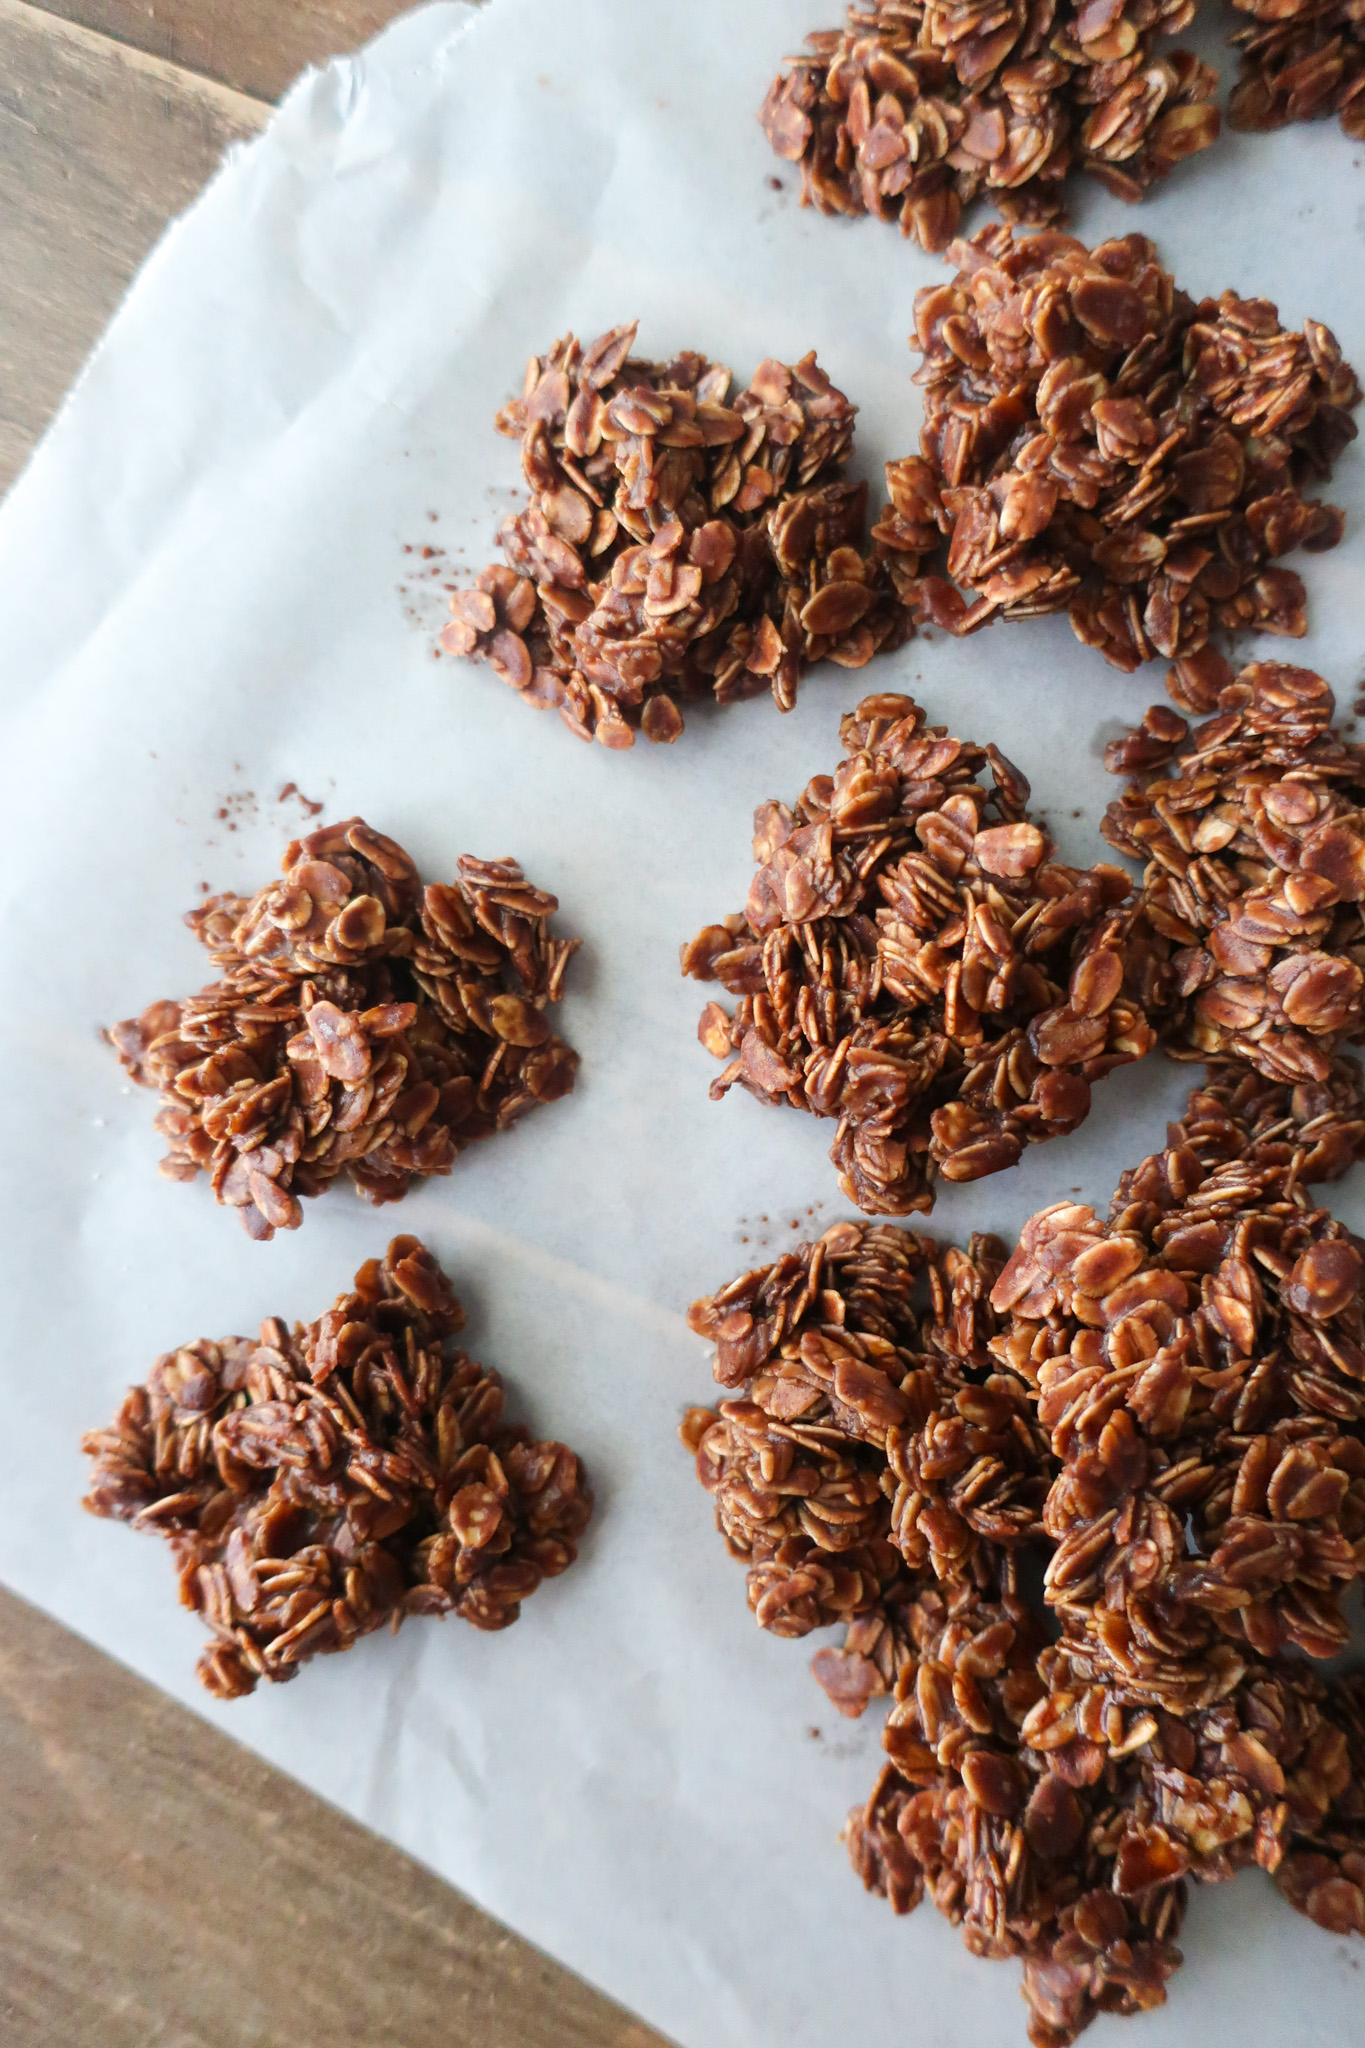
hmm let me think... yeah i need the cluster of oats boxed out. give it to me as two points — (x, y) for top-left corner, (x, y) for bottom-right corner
(109, 818), (579, 1240)
(682, 691), (1155, 1216)
(878, 226), (1360, 673)
(1229, 0), (1365, 140)
(993, 1065), (1365, 1679)
(1104, 661), (1365, 1085)
(684, 1067), (1365, 2042)
(83, 1238), (593, 1699)
(760, 0), (1220, 253)
(442, 323), (911, 748)
(681, 1220), (1022, 1702)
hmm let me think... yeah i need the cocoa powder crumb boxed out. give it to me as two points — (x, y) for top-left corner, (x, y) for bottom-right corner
(278, 781), (324, 817)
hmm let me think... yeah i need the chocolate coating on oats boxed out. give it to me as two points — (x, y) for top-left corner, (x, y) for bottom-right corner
(1274, 1669), (1365, 1935)
(683, 1221), (1017, 1699)
(683, 691), (1154, 1215)
(109, 818), (580, 1239)
(760, 0), (1220, 249)
(1104, 661), (1365, 1083)
(82, 1238), (592, 1700)
(848, 1585), (1190, 2046)
(882, 226), (1360, 673)
(685, 1072), (1365, 2041)
(685, 1219), (1191, 2041)
(1229, 0), (1365, 141)
(851, 1634), (1365, 2042)
(991, 1063), (1365, 1686)
(443, 324), (912, 747)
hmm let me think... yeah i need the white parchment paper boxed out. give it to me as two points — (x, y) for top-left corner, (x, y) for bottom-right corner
(2, 4), (1364, 2042)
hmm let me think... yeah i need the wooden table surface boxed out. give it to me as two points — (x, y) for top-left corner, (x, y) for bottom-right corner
(0, 7), (671, 2044)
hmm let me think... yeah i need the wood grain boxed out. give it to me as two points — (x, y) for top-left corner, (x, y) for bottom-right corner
(17, 0), (417, 102)
(0, 0), (267, 489)
(0, 1587), (666, 2048)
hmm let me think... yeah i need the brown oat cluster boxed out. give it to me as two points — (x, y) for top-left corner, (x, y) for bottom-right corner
(1103, 660), (1365, 1084)
(681, 1219), (1018, 1708)
(760, 0), (1220, 252)
(685, 1211), (1085, 1713)
(684, 1070), (1365, 2041)
(442, 322), (912, 748)
(1229, 0), (1365, 140)
(878, 225), (1361, 672)
(849, 1624), (1365, 2040)
(82, 1237), (593, 1699)
(681, 691), (1154, 1216)
(992, 1067), (1365, 1684)
(109, 818), (580, 1240)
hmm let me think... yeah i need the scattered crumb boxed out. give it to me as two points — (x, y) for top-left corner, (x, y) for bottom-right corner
(277, 783), (324, 818)
(214, 790), (256, 827)
(399, 511), (482, 637)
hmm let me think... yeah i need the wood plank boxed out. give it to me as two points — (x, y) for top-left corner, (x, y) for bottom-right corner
(0, 0), (268, 490)
(0, 1586), (669, 2048)
(17, 0), (418, 103)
